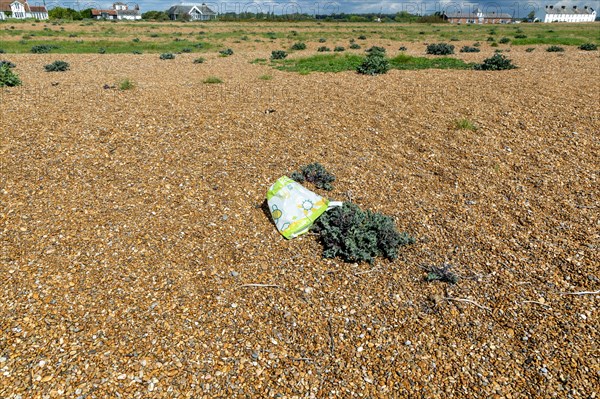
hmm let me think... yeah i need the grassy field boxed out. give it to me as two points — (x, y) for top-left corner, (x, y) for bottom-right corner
(0, 19), (598, 54)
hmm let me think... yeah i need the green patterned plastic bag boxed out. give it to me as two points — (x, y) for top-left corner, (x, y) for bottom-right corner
(266, 176), (330, 239)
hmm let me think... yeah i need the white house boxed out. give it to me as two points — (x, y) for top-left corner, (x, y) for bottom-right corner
(443, 8), (514, 24)
(167, 3), (217, 21)
(91, 2), (142, 20)
(0, 0), (48, 20)
(543, 5), (596, 22)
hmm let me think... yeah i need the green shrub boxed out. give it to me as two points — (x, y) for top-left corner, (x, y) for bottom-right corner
(44, 60), (70, 72)
(98, 47), (106, 54)
(450, 37), (459, 42)
(579, 43), (598, 51)
(487, 36), (495, 42)
(514, 34), (527, 39)
(525, 47), (535, 53)
(290, 163), (335, 191)
(366, 46), (386, 55)
(291, 42), (306, 50)
(0, 64), (21, 87)
(193, 57), (205, 64)
(426, 43), (454, 55)
(317, 46), (331, 52)
(259, 74), (272, 80)
(0, 60), (16, 68)
(30, 44), (56, 53)
(349, 43), (361, 49)
(118, 78), (134, 90)
(358, 35), (367, 40)
(460, 46), (480, 53)
(318, 38), (326, 43)
(132, 37), (140, 42)
(132, 50), (142, 54)
(312, 202), (415, 263)
(455, 118), (477, 130)
(546, 45), (564, 52)
(181, 48), (192, 53)
(0, 49), (5, 54)
(334, 46), (345, 52)
(499, 37), (510, 44)
(424, 264), (458, 284)
(490, 42), (499, 47)
(474, 53), (516, 71)
(160, 53), (175, 59)
(219, 48), (234, 56)
(398, 46), (407, 51)
(356, 53), (389, 75)
(271, 50), (288, 60)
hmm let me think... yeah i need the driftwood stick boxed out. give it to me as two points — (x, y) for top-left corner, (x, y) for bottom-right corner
(237, 284), (281, 289)
(559, 289), (600, 296)
(444, 297), (491, 311)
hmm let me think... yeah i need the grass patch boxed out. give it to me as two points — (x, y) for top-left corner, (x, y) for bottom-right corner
(258, 74), (273, 80)
(455, 118), (477, 131)
(118, 78), (134, 90)
(203, 76), (222, 84)
(389, 54), (472, 70)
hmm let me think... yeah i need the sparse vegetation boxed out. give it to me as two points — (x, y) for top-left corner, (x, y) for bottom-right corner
(365, 46), (386, 55)
(398, 46), (407, 51)
(525, 47), (535, 52)
(258, 74), (272, 80)
(317, 46), (331, 52)
(312, 202), (415, 263)
(0, 60), (16, 68)
(423, 264), (458, 284)
(334, 46), (345, 52)
(318, 38), (326, 43)
(460, 46), (480, 53)
(290, 42), (306, 50)
(546, 45), (565, 52)
(203, 76), (222, 84)
(455, 118), (477, 131)
(0, 64), (21, 87)
(118, 78), (134, 90)
(219, 48), (234, 56)
(44, 60), (70, 72)
(160, 52), (175, 59)
(358, 35), (367, 40)
(290, 163), (336, 191)
(426, 43), (454, 55)
(474, 53), (516, 71)
(349, 43), (361, 49)
(193, 57), (205, 64)
(31, 44), (56, 53)
(499, 37), (510, 44)
(579, 43), (598, 51)
(270, 50), (287, 60)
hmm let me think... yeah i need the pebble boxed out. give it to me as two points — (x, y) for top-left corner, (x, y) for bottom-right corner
(405, 340), (412, 346)
(230, 271), (239, 277)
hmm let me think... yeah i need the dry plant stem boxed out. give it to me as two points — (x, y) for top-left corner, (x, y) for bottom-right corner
(354, 267), (380, 276)
(559, 289), (600, 296)
(444, 297), (492, 311)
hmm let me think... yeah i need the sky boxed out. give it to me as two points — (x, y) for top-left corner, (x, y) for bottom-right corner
(45, 0), (600, 18)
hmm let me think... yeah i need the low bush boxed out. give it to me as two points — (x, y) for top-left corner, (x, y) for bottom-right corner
(424, 264), (458, 284)
(460, 46), (480, 53)
(118, 78), (134, 90)
(356, 53), (389, 75)
(181, 48), (192, 53)
(290, 163), (335, 191)
(487, 36), (495, 42)
(349, 43), (361, 49)
(132, 50), (142, 54)
(366, 46), (386, 55)
(546, 45), (564, 52)
(0, 49), (5, 54)
(44, 60), (70, 72)
(0, 64), (21, 87)
(426, 43), (454, 55)
(318, 38), (326, 43)
(358, 35), (367, 40)
(514, 34), (527, 39)
(160, 53), (175, 59)
(312, 202), (415, 263)
(132, 37), (140, 42)
(291, 42), (306, 50)
(317, 46), (331, 52)
(579, 43), (598, 51)
(31, 44), (56, 53)
(219, 48), (234, 56)
(499, 37), (510, 44)
(271, 50), (288, 60)
(98, 48), (106, 54)
(398, 46), (407, 51)
(193, 57), (205, 64)
(525, 47), (535, 52)
(0, 60), (16, 68)
(473, 53), (516, 70)
(334, 46), (345, 52)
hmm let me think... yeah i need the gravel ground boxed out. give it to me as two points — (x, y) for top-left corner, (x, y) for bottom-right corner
(1, 44), (599, 398)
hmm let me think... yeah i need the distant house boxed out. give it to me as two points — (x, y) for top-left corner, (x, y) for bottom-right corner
(91, 2), (142, 20)
(443, 8), (514, 24)
(543, 5), (595, 22)
(167, 3), (217, 21)
(0, 0), (48, 20)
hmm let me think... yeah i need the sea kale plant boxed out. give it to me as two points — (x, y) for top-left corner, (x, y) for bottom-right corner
(0, 64), (21, 87)
(291, 162), (335, 191)
(44, 60), (70, 72)
(473, 53), (516, 70)
(356, 52), (389, 75)
(312, 202), (415, 263)
(426, 43), (454, 55)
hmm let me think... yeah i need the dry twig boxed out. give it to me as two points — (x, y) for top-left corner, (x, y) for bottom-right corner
(559, 289), (600, 296)
(444, 297), (491, 311)
(237, 284), (281, 289)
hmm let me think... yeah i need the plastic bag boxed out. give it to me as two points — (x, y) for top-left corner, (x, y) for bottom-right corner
(266, 176), (330, 239)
